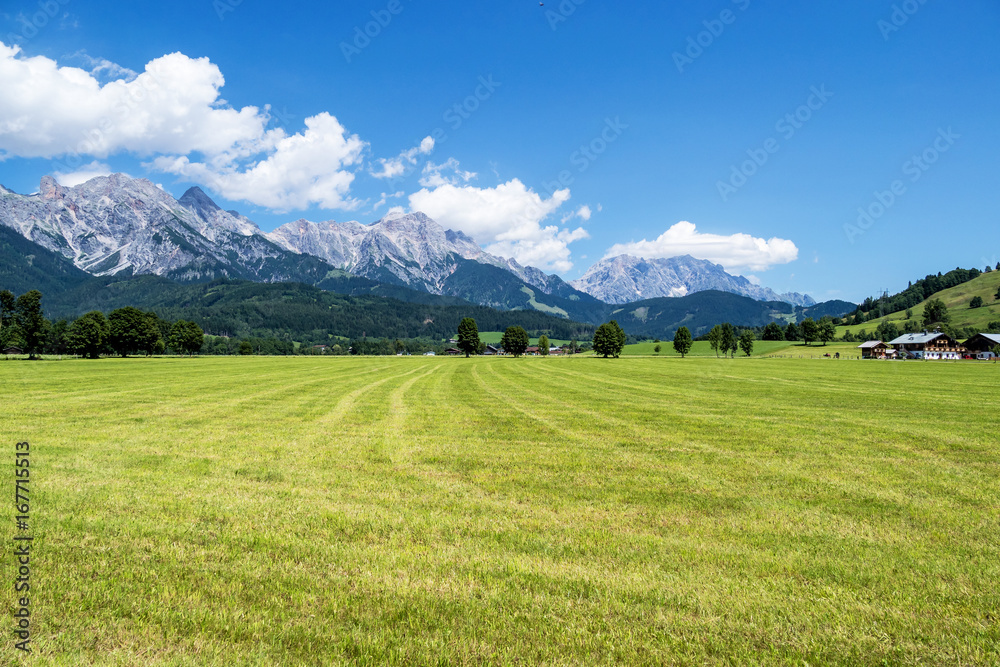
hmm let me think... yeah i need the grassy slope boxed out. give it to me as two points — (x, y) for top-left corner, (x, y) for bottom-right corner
(2, 356), (998, 665)
(839, 270), (1000, 337)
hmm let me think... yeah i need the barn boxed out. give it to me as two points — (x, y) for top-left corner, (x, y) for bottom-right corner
(962, 333), (1000, 359)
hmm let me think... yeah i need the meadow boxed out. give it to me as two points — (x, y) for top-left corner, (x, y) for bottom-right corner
(2, 355), (998, 665)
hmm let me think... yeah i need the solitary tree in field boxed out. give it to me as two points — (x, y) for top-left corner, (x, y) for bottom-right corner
(995, 286), (1000, 301)
(537, 334), (550, 356)
(653, 343), (662, 354)
(970, 296), (984, 309)
(672, 326), (692, 358)
(66, 311), (110, 359)
(800, 318), (818, 346)
(739, 329), (755, 357)
(818, 317), (836, 346)
(785, 322), (799, 342)
(14, 290), (48, 359)
(501, 326), (529, 357)
(456, 317), (480, 358)
(593, 320), (626, 358)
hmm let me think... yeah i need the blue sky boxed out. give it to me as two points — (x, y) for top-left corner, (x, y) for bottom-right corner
(1, 1), (998, 303)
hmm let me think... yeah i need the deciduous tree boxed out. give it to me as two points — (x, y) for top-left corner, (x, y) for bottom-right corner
(800, 318), (818, 346)
(785, 322), (799, 342)
(66, 311), (110, 359)
(719, 323), (738, 358)
(739, 329), (755, 357)
(708, 325), (722, 357)
(970, 296), (984, 309)
(762, 322), (784, 341)
(170, 320), (204, 356)
(456, 317), (480, 358)
(15, 290), (48, 359)
(922, 298), (950, 328)
(108, 306), (162, 357)
(501, 326), (529, 357)
(537, 334), (550, 356)
(818, 317), (836, 346)
(875, 320), (899, 342)
(593, 320), (626, 358)
(672, 326), (692, 357)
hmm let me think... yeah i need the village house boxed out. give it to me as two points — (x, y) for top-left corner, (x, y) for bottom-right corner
(962, 333), (1000, 359)
(888, 332), (966, 360)
(857, 341), (891, 359)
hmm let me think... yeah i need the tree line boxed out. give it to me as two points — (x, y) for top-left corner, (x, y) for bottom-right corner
(844, 265), (994, 325)
(1, 289), (205, 359)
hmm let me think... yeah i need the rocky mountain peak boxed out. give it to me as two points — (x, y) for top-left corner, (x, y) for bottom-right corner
(179, 186), (222, 214)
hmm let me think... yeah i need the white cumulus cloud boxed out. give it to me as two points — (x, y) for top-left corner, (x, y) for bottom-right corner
(53, 160), (113, 187)
(0, 41), (367, 211)
(418, 158), (476, 188)
(0, 42), (268, 159)
(604, 221), (798, 273)
(370, 135), (435, 179)
(149, 113), (366, 211)
(408, 177), (586, 272)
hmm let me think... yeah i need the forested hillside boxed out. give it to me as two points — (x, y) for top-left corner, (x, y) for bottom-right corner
(43, 278), (595, 344)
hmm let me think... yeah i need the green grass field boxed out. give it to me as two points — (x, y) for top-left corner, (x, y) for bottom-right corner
(477, 332), (570, 347)
(2, 355), (998, 665)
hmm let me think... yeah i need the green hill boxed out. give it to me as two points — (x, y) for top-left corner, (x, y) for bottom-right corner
(838, 270), (1000, 338)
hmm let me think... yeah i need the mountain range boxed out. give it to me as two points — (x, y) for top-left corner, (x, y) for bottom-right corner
(0, 174), (848, 335)
(571, 254), (814, 306)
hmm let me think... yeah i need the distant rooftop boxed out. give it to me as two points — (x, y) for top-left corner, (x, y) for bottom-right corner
(888, 332), (951, 345)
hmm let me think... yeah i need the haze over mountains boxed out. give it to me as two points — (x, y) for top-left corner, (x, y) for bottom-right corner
(0, 174), (821, 317)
